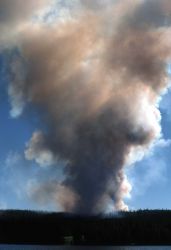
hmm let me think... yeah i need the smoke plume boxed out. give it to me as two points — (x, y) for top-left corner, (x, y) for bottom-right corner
(0, 0), (52, 48)
(7, 0), (171, 213)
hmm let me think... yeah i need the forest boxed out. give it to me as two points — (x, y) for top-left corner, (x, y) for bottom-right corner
(0, 209), (171, 245)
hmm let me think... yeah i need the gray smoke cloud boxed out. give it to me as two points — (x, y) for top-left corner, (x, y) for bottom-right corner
(0, 0), (52, 48)
(0, 0), (50, 24)
(7, 0), (171, 213)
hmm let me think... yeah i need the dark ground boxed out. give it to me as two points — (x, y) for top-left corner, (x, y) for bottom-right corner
(0, 209), (171, 245)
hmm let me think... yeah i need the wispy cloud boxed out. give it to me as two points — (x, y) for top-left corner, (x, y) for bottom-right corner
(160, 89), (171, 121)
(0, 201), (7, 210)
(5, 151), (21, 168)
(127, 140), (170, 198)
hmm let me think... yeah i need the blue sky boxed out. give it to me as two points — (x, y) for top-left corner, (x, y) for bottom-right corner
(127, 89), (171, 210)
(0, 52), (62, 210)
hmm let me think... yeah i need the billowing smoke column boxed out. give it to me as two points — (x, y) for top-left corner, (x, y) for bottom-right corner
(7, 0), (171, 213)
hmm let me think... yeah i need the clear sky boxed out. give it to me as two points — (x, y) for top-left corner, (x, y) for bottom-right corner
(0, 0), (171, 213)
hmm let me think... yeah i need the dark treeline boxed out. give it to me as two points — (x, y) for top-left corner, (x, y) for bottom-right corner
(0, 209), (171, 245)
